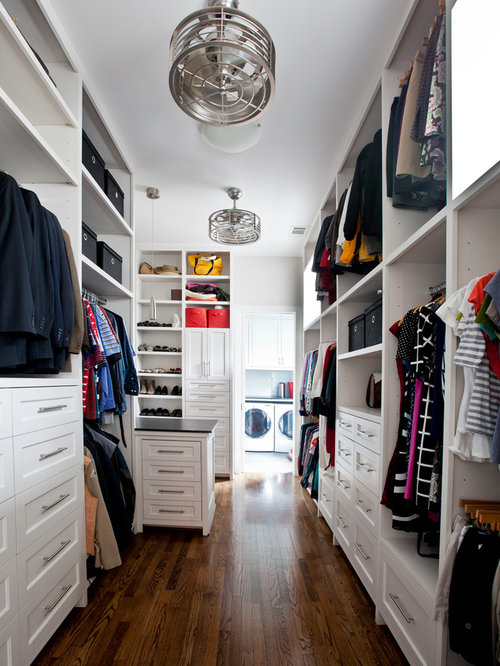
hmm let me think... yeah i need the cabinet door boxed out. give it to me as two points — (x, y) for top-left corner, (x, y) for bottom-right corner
(245, 316), (253, 366)
(250, 315), (280, 367)
(185, 329), (206, 379)
(279, 313), (295, 368)
(206, 330), (230, 380)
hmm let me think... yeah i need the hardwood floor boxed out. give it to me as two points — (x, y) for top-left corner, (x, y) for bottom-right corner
(33, 473), (408, 666)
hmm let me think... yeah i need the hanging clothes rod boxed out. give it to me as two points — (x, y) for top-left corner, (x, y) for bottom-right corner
(429, 280), (446, 296)
(81, 287), (107, 306)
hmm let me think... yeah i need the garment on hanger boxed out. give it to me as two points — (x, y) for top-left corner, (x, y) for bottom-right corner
(381, 297), (445, 535)
(0, 172), (77, 373)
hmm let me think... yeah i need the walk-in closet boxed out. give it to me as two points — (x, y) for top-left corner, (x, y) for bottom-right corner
(0, 0), (498, 664)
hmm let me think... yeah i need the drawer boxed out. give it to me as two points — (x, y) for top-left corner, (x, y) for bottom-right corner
(12, 386), (80, 435)
(354, 417), (380, 454)
(185, 389), (229, 404)
(143, 500), (201, 524)
(337, 411), (354, 438)
(0, 499), (15, 569)
(0, 558), (18, 630)
(141, 439), (201, 464)
(318, 474), (334, 529)
(381, 559), (435, 666)
(352, 521), (377, 598)
(335, 465), (353, 500)
(185, 402), (230, 418)
(0, 438), (14, 504)
(353, 481), (379, 533)
(0, 617), (20, 666)
(143, 480), (201, 503)
(214, 417), (230, 432)
(353, 443), (380, 496)
(214, 430), (230, 453)
(16, 467), (83, 551)
(19, 558), (83, 666)
(142, 461), (201, 483)
(14, 423), (81, 494)
(186, 380), (228, 393)
(215, 452), (230, 475)
(336, 433), (354, 473)
(333, 494), (352, 555)
(0, 392), (11, 440)
(17, 509), (82, 608)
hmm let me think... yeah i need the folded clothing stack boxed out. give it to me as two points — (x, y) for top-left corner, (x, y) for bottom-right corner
(185, 282), (229, 301)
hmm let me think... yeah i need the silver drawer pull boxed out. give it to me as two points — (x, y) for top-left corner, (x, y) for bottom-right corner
(388, 593), (414, 623)
(199, 408), (215, 412)
(338, 480), (350, 490)
(39, 446), (68, 461)
(339, 448), (351, 456)
(355, 498), (372, 513)
(43, 540), (71, 564)
(159, 508), (185, 514)
(358, 429), (375, 437)
(336, 515), (347, 529)
(158, 489), (184, 494)
(357, 462), (375, 472)
(38, 404), (68, 414)
(41, 493), (70, 513)
(355, 543), (371, 561)
(158, 450), (184, 454)
(321, 493), (330, 502)
(158, 470), (185, 474)
(340, 421), (352, 428)
(44, 584), (72, 613)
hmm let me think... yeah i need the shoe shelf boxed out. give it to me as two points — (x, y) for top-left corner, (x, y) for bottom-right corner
(137, 373), (181, 378)
(136, 327), (183, 332)
(138, 395), (181, 400)
(136, 351), (182, 356)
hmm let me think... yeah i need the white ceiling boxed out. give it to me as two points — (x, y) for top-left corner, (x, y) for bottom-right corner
(51, 0), (413, 256)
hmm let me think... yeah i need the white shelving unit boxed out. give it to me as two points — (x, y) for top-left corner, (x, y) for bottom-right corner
(135, 248), (232, 476)
(302, 2), (500, 665)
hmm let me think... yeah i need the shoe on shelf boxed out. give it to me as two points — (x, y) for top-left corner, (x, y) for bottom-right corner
(139, 408), (151, 416)
(162, 409), (170, 416)
(171, 385), (179, 395)
(154, 407), (164, 416)
(138, 343), (147, 351)
(154, 385), (162, 395)
(161, 386), (169, 395)
(172, 409), (182, 417)
(147, 380), (156, 395)
(140, 380), (148, 394)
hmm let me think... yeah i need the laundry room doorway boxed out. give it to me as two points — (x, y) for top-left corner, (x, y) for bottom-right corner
(240, 310), (296, 474)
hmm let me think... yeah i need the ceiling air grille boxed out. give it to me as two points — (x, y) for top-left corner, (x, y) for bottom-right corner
(290, 226), (308, 236)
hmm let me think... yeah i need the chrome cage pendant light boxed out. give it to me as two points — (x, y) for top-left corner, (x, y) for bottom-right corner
(209, 187), (261, 244)
(169, 0), (275, 126)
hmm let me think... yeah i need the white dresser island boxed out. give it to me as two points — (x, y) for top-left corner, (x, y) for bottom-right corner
(134, 418), (217, 536)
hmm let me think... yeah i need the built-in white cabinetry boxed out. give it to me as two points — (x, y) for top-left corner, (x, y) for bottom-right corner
(0, 387), (84, 666)
(186, 329), (230, 381)
(246, 313), (295, 369)
(303, 2), (500, 665)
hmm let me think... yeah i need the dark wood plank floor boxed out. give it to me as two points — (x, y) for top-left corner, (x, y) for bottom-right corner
(33, 473), (408, 666)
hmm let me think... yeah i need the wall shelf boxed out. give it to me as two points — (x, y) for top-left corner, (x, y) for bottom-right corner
(81, 255), (133, 299)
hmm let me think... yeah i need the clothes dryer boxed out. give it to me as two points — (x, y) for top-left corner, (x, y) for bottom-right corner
(274, 402), (293, 453)
(244, 402), (274, 452)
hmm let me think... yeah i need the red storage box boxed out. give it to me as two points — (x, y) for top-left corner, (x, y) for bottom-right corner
(208, 308), (229, 328)
(185, 307), (207, 327)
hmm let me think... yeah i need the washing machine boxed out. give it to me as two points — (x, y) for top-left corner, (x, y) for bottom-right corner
(244, 402), (274, 452)
(274, 402), (293, 453)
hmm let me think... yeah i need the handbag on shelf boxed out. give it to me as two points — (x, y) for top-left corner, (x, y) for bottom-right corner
(188, 254), (222, 276)
(366, 372), (382, 408)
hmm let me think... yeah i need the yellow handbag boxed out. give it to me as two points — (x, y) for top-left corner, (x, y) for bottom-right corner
(188, 254), (223, 276)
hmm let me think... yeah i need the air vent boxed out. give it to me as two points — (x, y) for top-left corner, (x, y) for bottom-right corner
(290, 226), (308, 236)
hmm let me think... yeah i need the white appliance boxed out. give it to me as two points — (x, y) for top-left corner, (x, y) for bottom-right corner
(274, 402), (293, 453)
(244, 401), (274, 452)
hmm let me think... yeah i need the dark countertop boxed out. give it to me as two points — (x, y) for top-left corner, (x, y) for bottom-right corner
(135, 417), (218, 432)
(245, 397), (293, 404)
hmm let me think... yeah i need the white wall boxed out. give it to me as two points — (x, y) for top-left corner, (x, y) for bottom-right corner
(232, 256), (302, 306)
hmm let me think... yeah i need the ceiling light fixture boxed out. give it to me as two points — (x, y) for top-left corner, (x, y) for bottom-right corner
(169, 0), (275, 126)
(199, 120), (262, 152)
(209, 187), (261, 244)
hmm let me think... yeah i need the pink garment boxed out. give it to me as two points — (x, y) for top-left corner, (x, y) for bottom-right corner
(405, 377), (423, 500)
